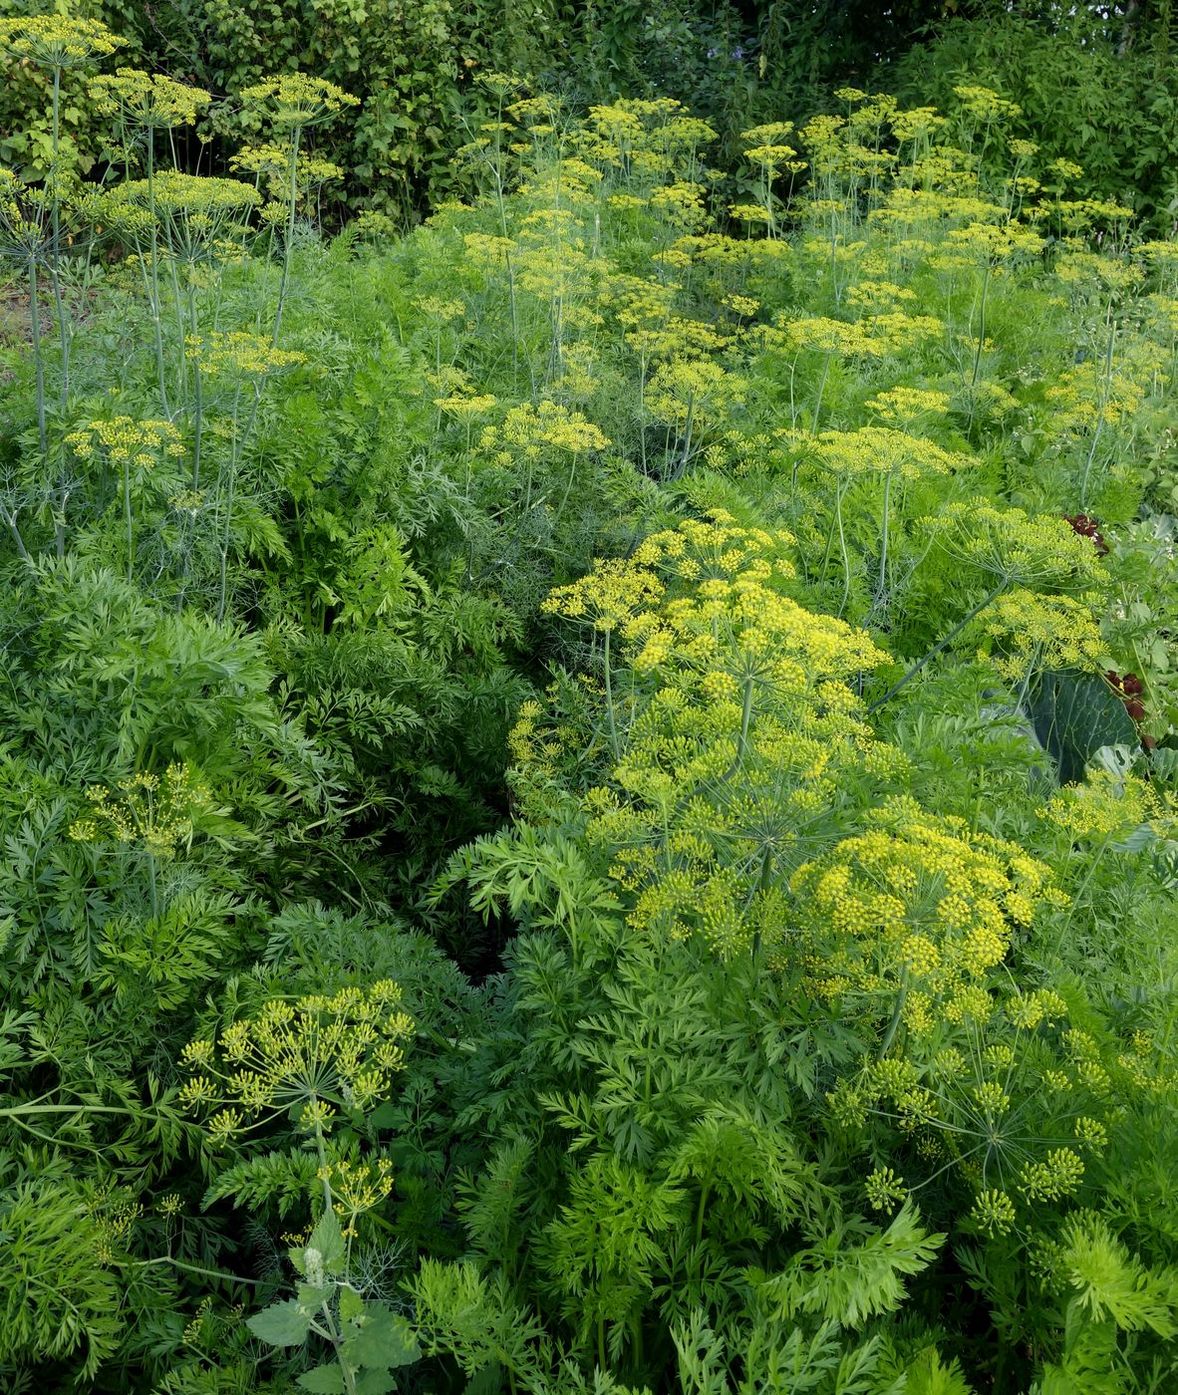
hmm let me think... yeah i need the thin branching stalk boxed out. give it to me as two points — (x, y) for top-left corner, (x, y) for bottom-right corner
(272, 124), (303, 347)
(868, 578), (1011, 713)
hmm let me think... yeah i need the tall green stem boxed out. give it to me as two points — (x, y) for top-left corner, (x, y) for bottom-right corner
(145, 131), (169, 415)
(880, 971), (909, 1056)
(272, 124), (302, 347)
(124, 458), (135, 582)
(1080, 315), (1117, 508)
(868, 578), (1010, 713)
(738, 671), (755, 760)
(835, 481), (851, 616)
(0, 503), (29, 560)
(27, 255), (48, 458)
(965, 258), (992, 433)
(878, 471), (892, 599)
(603, 627), (619, 758)
(694, 1183), (710, 1246)
(191, 361), (204, 489)
(49, 65), (70, 413)
(812, 351), (833, 434)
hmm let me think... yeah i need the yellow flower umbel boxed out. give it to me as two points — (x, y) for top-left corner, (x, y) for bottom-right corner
(65, 416), (185, 579)
(972, 588), (1105, 678)
(827, 968), (1115, 1240)
(864, 385), (951, 425)
(536, 512), (899, 959)
(924, 500), (1110, 591)
(179, 982), (414, 1145)
(69, 762), (211, 859)
(804, 426), (965, 483)
(317, 1153), (396, 1237)
(108, 172), (262, 223)
(230, 143), (344, 207)
(92, 68), (212, 130)
(477, 399), (610, 524)
(792, 797), (1062, 1028)
(1041, 770), (1175, 845)
(239, 74), (359, 130)
(65, 415), (183, 469)
(740, 120), (806, 237)
(0, 15), (122, 68)
(184, 330), (307, 379)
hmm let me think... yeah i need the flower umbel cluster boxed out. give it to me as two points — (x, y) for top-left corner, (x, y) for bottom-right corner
(0, 16), (122, 67)
(179, 983), (414, 1145)
(792, 797), (1065, 1021)
(69, 763), (212, 858)
(66, 416), (184, 470)
(185, 331), (307, 378)
(538, 513), (898, 957)
(239, 75), (359, 129)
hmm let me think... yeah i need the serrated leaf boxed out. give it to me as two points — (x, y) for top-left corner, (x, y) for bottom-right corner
(246, 1299), (312, 1347)
(366, 1101), (401, 1130)
(339, 1285), (365, 1322)
(342, 1304), (420, 1370)
(298, 1364), (347, 1393)
(355, 1370), (398, 1395)
(306, 1206), (346, 1270)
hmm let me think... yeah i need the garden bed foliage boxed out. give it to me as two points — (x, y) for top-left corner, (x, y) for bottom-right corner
(2, 17), (1178, 1395)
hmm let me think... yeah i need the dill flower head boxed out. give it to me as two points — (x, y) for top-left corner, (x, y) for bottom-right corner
(792, 799), (1060, 1013)
(481, 399), (609, 458)
(1044, 358), (1153, 435)
(864, 386), (951, 423)
(973, 589), (1105, 678)
(185, 330), (306, 378)
(92, 68), (212, 128)
(741, 120), (796, 146)
(971, 1189), (1016, 1237)
(110, 172), (262, 217)
(925, 500), (1110, 590)
(802, 426), (966, 482)
(239, 74), (359, 129)
(318, 1154), (395, 1234)
(890, 106), (948, 144)
(952, 84), (1021, 121)
(865, 1166), (907, 1211)
(435, 393), (497, 419)
(538, 513), (894, 959)
(179, 981), (414, 1143)
(0, 15), (122, 67)
(779, 314), (885, 358)
(65, 416), (184, 470)
(1019, 1148), (1085, 1202)
(415, 295), (466, 322)
(1040, 771), (1171, 844)
(230, 143), (344, 196)
(69, 762), (211, 858)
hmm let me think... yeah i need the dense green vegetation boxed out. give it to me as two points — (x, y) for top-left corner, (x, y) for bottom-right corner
(3, 1), (1177, 221)
(2, 7), (1178, 1394)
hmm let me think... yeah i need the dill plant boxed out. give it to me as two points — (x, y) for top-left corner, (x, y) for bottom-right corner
(1, 49), (1177, 1395)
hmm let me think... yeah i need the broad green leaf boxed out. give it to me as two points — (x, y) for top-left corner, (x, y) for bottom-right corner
(1025, 669), (1138, 785)
(305, 1205), (346, 1271)
(339, 1285), (365, 1322)
(355, 1370), (399, 1395)
(246, 1299), (312, 1347)
(298, 1364), (347, 1394)
(342, 1304), (420, 1370)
